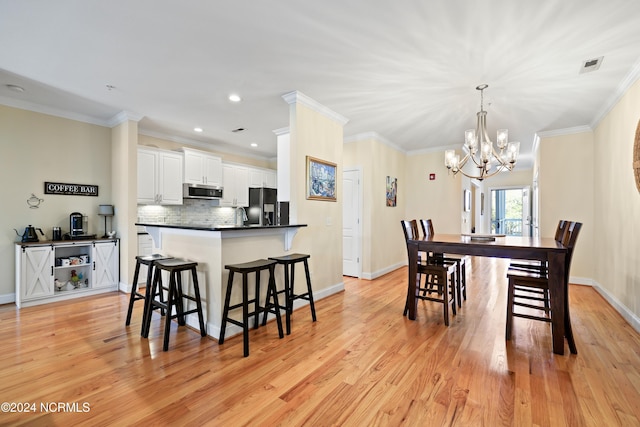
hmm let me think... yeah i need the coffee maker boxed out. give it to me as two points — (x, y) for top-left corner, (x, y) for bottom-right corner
(70, 212), (84, 236)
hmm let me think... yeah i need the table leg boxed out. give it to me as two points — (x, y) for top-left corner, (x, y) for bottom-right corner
(548, 252), (566, 355)
(408, 243), (418, 320)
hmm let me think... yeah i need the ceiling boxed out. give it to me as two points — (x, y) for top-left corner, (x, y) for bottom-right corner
(2, 1), (640, 168)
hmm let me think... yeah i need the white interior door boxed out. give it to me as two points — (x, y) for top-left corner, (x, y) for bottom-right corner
(342, 169), (361, 277)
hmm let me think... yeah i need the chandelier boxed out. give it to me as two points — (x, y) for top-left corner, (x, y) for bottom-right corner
(444, 84), (520, 181)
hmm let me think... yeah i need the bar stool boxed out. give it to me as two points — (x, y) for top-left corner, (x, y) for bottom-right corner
(142, 258), (207, 351)
(263, 253), (317, 335)
(219, 259), (284, 357)
(125, 253), (173, 333)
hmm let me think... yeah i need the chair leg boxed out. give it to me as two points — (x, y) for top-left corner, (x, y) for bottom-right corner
(461, 261), (467, 301)
(162, 273), (176, 351)
(284, 263), (292, 335)
(442, 272), (449, 326)
(141, 266), (159, 338)
(191, 267), (207, 337)
(303, 259), (317, 321)
(242, 272), (250, 357)
(125, 261), (142, 326)
(456, 261), (462, 308)
(175, 272), (186, 326)
(219, 271), (234, 345)
(565, 287), (578, 354)
(268, 265), (284, 339)
(506, 278), (515, 340)
(253, 270), (261, 329)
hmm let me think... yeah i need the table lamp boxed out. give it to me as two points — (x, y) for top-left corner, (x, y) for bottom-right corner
(98, 204), (114, 238)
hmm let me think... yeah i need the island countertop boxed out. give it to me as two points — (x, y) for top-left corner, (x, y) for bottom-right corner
(135, 222), (307, 231)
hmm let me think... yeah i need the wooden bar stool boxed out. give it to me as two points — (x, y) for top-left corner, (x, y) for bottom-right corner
(142, 258), (207, 351)
(219, 259), (284, 357)
(263, 253), (317, 335)
(125, 254), (173, 334)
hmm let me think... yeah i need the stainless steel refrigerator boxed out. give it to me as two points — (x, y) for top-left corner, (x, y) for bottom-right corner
(247, 187), (277, 225)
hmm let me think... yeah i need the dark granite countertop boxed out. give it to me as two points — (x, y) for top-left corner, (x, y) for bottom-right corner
(135, 222), (307, 231)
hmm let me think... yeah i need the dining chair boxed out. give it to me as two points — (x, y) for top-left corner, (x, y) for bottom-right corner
(508, 220), (568, 274)
(401, 220), (457, 326)
(505, 221), (582, 354)
(419, 219), (469, 307)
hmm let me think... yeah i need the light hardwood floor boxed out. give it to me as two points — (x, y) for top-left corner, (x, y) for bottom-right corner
(2, 257), (640, 426)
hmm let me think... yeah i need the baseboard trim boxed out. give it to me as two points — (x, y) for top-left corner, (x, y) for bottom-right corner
(0, 293), (16, 305)
(590, 279), (640, 334)
(202, 280), (346, 340)
(362, 262), (405, 280)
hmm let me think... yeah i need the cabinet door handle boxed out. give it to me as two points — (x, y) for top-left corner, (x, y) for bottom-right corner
(93, 261), (96, 270)
(51, 266), (53, 276)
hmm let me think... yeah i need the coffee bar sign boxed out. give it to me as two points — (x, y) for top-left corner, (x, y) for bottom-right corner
(44, 182), (99, 196)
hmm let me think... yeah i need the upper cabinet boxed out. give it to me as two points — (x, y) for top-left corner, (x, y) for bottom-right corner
(222, 164), (249, 207)
(182, 148), (222, 186)
(249, 167), (277, 188)
(137, 147), (183, 205)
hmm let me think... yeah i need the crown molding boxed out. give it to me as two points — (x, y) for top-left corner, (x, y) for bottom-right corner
(138, 128), (273, 161)
(591, 59), (640, 128)
(344, 131), (405, 153)
(0, 96), (111, 127)
(107, 110), (143, 127)
(282, 91), (349, 125)
(272, 126), (290, 136)
(536, 125), (592, 139)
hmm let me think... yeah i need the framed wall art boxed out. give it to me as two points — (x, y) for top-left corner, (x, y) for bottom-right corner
(306, 156), (337, 201)
(386, 176), (397, 207)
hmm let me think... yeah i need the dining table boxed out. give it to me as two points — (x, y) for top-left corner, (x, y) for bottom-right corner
(406, 233), (570, 355)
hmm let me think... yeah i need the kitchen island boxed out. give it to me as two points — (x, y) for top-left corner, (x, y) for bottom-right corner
(135, 222), (307, 340)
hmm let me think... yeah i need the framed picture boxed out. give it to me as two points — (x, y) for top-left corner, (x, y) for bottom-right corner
(306, 156), (337, 201)
(386, 176), (397, 207)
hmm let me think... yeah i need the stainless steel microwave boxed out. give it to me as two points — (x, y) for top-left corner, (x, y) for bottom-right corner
(183, 183), (223, 200)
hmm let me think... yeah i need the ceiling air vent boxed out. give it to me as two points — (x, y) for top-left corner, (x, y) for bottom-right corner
(579, 56), (604, 74)
(232, 127), (245, 133)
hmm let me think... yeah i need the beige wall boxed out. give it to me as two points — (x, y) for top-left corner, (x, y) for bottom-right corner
(0, 106), (112, 299)
(344, 137), (407, 278)
(405, 152), (463, 234)
(538, 131), (595, 280)
(592, 78), (640, 318)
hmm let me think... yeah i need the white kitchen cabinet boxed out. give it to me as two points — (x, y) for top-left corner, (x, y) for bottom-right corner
(92, 240), (119, 289)
(248, 167), (277, 188)
(137, 147), (184, 205)
(17, 245), (54, 302)
(15, 239), (120, 308)
(182, 148), (222, 186)
(222, 163), (249, 206)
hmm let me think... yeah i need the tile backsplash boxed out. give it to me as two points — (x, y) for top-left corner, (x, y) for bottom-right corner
(137, 200), (237, 225)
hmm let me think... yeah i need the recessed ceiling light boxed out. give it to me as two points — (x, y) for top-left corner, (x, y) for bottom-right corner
(6, 84), (25, 93)
(194, 127), (203, 132)
(228, 94), (242, 102)
(250, 143), (258, 147)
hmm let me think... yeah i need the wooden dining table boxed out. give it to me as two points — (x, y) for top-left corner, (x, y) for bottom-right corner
(407, 234), (570, 355)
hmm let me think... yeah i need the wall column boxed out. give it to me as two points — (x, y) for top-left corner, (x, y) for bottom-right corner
(110, 111), (142, 291)
(280, 91), (348, 294)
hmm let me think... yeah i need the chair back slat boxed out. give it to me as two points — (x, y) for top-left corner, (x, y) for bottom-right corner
(555, 220), (569, 242)
(419, 219), (435, 238)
